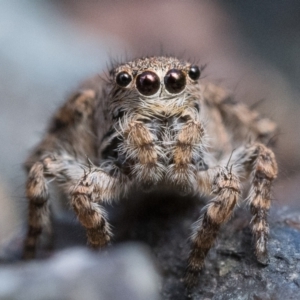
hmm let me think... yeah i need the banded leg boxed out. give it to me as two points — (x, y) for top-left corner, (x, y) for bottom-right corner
(23, 87), (100, 259)
(168, 118), (205, 195)
(23, 162), (50, 259)
(234, 143), (278, 264)
(185, 167), (240, 287)
(71, 167), (126, 248)
(202, 83), (278, 145)
(23, 154), (86, 259)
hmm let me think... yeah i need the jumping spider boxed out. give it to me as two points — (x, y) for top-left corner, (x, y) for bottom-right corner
(23, 56), (278, 287)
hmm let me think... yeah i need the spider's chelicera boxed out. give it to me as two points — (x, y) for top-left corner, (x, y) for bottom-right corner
(23, 56), (278, 287)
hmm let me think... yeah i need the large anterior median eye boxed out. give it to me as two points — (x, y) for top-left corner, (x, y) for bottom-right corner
(164, 69), (186, 94)
(116, 71), (132, 87)
(136, 71), (160, 96)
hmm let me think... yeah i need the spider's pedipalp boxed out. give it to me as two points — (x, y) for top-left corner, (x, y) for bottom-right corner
(167, 114), (206, 195)
(121, 120), (165, 188)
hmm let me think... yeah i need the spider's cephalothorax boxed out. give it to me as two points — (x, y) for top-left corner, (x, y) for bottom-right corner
(23, 56), (278, 287)
(100, 56), (206, 194)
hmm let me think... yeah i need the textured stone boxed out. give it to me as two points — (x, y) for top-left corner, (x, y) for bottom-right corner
(110, 191), (300, 300)
(1, 192), (300, 300)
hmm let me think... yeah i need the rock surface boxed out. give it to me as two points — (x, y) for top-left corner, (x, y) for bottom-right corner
(1, 192), (300, 300)
(111, 192), (300, 300)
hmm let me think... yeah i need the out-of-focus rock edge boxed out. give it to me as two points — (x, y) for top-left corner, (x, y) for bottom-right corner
(0, 244), (160, 300)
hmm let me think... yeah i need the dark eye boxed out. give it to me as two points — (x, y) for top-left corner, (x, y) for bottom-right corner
(188, 65), (201, 80)
(116, 71), (132, 87)
(136, 71), (160, 96)
(164, 69), (186, 94)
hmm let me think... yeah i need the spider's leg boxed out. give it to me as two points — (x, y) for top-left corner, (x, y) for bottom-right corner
(232, 143), (278, 264)
(70, 166), (127, 248)
(24, 153), (86, 259)
(202, 83), (278, 146)
(24, 162), (50, 259)
(23, 86), (103, 259)
(185, 167), (240, 287)
(203, 83), (279, 264)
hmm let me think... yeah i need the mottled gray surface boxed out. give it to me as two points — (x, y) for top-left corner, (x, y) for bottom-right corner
(1, 192), (300, 299)
(110, 192), (300, 300)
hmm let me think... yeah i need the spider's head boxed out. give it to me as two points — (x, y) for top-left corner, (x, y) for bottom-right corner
(108, 56), (203, 118)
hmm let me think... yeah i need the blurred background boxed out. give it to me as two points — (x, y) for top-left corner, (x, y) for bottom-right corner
(1, 0), (300, 244)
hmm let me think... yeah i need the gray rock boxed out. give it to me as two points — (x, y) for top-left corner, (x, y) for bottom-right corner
(110, 191), (300, 300)
(1, 192), (300, 300)
(0, 244), (160, 300)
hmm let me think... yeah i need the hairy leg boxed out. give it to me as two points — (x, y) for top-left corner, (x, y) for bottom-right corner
(23, 162), (50, 259)
(23, 88), (101, 259)
(202, 83), (278, 146)
(23, 154), (85, 259)
(232, 143), (278, 264)
(202, 83), (278, 266)
(24, 153), (127, 257)
(70, 166), (127, 248)
(185, 167), (240, 287)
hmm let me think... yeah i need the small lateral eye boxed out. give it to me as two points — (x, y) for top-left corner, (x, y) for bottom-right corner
(188, 65), (201, 80)
(116, 71), (132, 87)
(164, 69), (186, 94)
(136, 71), (160, 96)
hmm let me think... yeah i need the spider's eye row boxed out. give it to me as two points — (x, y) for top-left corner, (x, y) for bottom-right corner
(188, 65), (201, 80)
(136, 71), (160, 96)
(116, 71), (132, 87)
(164, 69), (186, 94)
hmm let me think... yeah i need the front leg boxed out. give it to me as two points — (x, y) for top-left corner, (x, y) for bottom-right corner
(23, 153), (92, 259)
(185, 167), (241, 287)
(71, 166), (127, 248)
(23, 85), (109, 258)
